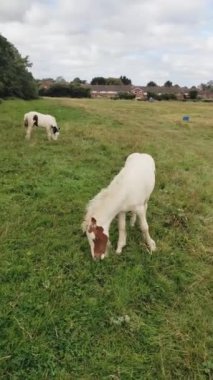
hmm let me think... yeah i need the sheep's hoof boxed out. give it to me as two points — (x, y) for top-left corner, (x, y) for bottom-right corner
(130, 214), (136, 227)
(115, 248), (122, 255)
(149, 239), (157, 253)
(130, 221), (136, 228)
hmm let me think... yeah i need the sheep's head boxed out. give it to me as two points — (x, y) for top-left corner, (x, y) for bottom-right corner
(51, 125), (60, 140)
(83, 217), (109, 260)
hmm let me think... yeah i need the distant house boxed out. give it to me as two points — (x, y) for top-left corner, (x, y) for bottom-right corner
(84, 85), (133, 98)
(131, 87), (146, 99)
(38, 80), (213, 100)
(198, 90), (213, 100)
(84, 84), (191, 100)
(38, 78), (55, 90)
(132, 86), (190, 100)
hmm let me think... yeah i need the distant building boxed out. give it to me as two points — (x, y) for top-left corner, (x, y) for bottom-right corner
(37, 78), (55, 90)
(84, 85), (191, 100)
(84, 85), (133, 98)
(37, 80), (213, 100)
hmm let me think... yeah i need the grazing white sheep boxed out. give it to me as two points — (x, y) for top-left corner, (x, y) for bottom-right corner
(82, 153), (156, 260)
(24, 111), (60, 141)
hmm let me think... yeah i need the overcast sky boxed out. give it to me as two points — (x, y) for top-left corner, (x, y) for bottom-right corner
(0, 0), (212, 86)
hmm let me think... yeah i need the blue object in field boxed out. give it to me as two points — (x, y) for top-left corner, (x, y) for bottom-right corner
(182, 115), (190, 122)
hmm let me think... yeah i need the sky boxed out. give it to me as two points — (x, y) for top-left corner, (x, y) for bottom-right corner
(0, 0), (212, 86)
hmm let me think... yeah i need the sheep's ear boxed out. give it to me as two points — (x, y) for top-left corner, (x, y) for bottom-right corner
(88, 217), (97, 233)
(81, 217), (97, 233)
(91, 217), (97, 227)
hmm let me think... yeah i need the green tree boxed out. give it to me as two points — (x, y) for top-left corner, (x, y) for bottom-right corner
(91, 77), (106, 85)
(189, 89), (198, 100)
(72, 77), (86, 85)
(120, 76), (132, 85)
(106, 77), (122, 85)
(199, 81), (213, 91)
(206, 80), (213, 89)
(39, 83), (91, 98)
(164, 80), (173, 87)
(147, 81), (157, 87)
(0, 34), (38, 99)
(55, 76), (66, 83)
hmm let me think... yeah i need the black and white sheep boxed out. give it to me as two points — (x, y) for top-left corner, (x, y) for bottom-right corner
(24, 111), (60, 141)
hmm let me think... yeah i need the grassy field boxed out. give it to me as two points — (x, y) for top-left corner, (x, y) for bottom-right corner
(0, 98), (212, 379)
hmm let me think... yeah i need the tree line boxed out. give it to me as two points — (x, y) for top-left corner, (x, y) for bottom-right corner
(39, 83), (91, 98)
(0, 34), (38, 99)
(0, 34), (212, 100)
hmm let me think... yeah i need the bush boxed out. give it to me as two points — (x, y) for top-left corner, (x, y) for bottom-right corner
(39, 83), (91, 98)
(42, 83), (70, 97)
(69, 85), (91, 98)
(189, 89), (198, 100)
(147, 92), (177, 101)
(161, 93), (177, 100)
(117, 92), (135, 100)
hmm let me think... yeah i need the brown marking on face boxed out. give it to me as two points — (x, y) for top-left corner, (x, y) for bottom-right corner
(88, 217), (108, 258)
(93, 226), (108, 258)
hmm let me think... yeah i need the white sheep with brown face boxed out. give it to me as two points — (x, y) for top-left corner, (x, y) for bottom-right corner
(82, 153), (156, 260)
(24, 111), (60, 141)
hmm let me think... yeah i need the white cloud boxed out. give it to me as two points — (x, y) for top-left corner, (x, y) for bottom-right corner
(0, 0), (34, 22)
(0, 0), (212, 86)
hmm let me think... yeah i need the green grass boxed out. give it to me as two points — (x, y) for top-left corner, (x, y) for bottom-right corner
(0, 98), (212, 379)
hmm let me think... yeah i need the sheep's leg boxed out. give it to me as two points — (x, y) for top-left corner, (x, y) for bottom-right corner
(46, 127), (52, 141)
(116, 212), (127, 254)
(137, 204), (156, 253)
(130, 212), (137, 227)
(25, 125), (33, 140)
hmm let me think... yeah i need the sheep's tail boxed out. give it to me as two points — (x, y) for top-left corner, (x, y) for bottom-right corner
(24, 116), (28, 127)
